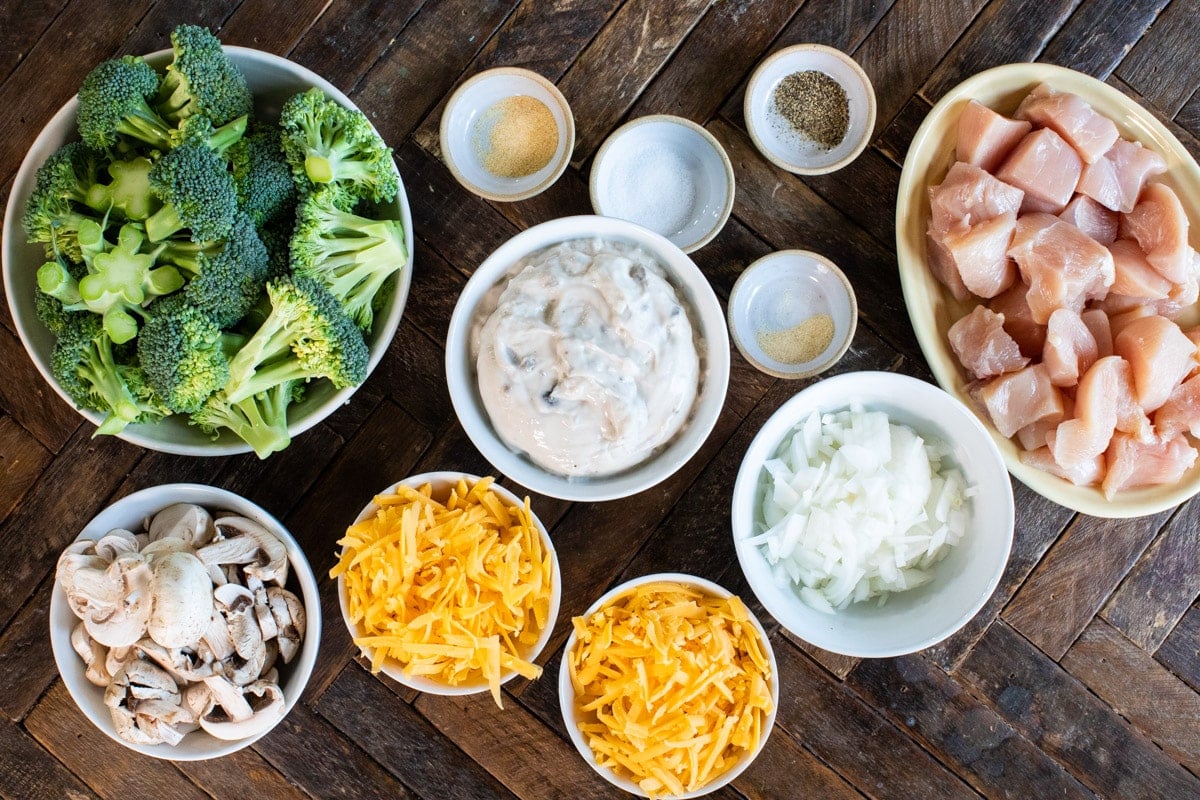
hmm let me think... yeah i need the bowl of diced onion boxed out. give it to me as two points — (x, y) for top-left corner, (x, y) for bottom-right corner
(731, 371), (1014, 657)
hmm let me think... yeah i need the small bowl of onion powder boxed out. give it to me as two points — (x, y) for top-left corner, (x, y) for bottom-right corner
(440, 67), (574, 202)
(728, 250), (857, 379)
(744, 44), (876, 175)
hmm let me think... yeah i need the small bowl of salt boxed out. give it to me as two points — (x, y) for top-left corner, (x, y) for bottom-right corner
(728, 249), (857, 379)
(589, 114), (734, 253)
(744, 44), (876, 175)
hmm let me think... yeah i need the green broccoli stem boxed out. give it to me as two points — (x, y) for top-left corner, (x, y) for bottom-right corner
(146, 265), (185, 296)
(37, 261), (82, 305)
(115, 102), (176, 151)
(225, 357), (311, 405)
(102, 307), (139, 345)
(154, 239), (221, 274)
(196, 385), (293, 459)
(207, 115), (248, 157)
(225, 307), (304, 392)
(155, 71), (193, 123)
(144, 204), (186, 243)
(304, 139), (376, 185)
(78, 337), (141, 434)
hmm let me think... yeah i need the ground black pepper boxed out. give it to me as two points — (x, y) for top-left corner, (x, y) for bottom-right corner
(772, 70), (849, 150)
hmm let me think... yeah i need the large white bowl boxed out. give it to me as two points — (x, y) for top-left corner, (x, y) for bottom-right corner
(2, 46), (413, 456)
(559, 573), (779, 798)
(445, 215), (730, 501)
(896, 63), (1200, 517)
(731, 372), (1014, 658)
(337, 472), (561, 697)
(49, 483), (321, 760)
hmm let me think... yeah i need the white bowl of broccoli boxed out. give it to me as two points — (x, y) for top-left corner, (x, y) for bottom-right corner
(2, 28), (413, 457)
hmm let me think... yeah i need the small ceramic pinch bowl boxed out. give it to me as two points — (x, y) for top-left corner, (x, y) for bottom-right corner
(590, 114), (735, 253)
(440, 67), (574, 202)
(744, 44), (876, 175)
(728, 249), (857, 379)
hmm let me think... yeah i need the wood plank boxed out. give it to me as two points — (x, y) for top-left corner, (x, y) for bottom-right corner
(110, 450), (228, 500)
(368, 321), (458, 432)
(1155, 604), (1200, 693)
(557, 0), (714, 163)
(688, 215), (775, 300)
(1061, 617), (1200, 772)
(0, 416), (51, 526)
(956, 620), (1200, 798)
(1001, 509), (1171, 661)
(175, 747), (308, 800)
(0, 326), (84, 453)
(0, 0), (72, 88)
(411, 0), (624, 156)
(771, 635), (979, 800)
(848, 655), (1096, 800)
(877, 95), (933, 167)
(1100, 499), (1200, 652)
(403, 238), (467, 345)
(254, 701), (417, 799)
(119, 0), (237, 56)
(316, 663), (519, 800)
(0, 573), (54, 723)
(1039, 0), (1168, 78)
(288, 0), (426, 94)
(216, 421), (346, 522)
(1114, 0), (1200, 116)
(798, 147), (902, 251)
(0, 426), (141, 633)
(216, 0), (333, 55)
(485, 164), (593, 235)
(733, 726), (865, 800)
(25, 682), (210, 800)
(0, 721), (99, 800)
(786, 632), (862, 681)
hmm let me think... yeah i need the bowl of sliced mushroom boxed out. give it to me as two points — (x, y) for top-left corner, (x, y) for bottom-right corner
(49, 484), (320, 760)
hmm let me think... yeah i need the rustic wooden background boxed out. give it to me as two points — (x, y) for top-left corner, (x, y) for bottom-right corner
(1, 0), (1198, 797)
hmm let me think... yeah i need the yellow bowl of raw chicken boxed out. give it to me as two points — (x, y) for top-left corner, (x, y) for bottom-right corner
(896, 62), (1200, 518)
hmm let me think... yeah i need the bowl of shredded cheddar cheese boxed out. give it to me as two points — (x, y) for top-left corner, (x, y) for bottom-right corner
(559, 573), (778, 799)
(332, 472), (560, 705)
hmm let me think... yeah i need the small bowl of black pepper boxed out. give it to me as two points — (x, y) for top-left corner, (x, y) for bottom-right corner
(744, 44), (876, 175)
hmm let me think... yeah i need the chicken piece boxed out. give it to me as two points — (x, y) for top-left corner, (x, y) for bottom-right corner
(1076, 138), (1167, 213)
(1052, 356), (1125, 472)
(1021, 443), (1104, 486)
(1110, 355), (1154, 441)
(928, 161), (1025, 234)
(996, 128), (1083, 214)
(927, 231), (973, 301)
(1059, 195), (1119, 245)
(988, 282), (1047, 357)
(1102, 432), (1197, 500)
(1043, 308), (1099, 387)
(978, 363), (1064, 438)
(1108, 239), (1172, 300)
(1008, 213), (1115, 324)
(948, 304), (1029, 380)
(931, 212), (1018, 298)
(1120, 183), (1191, 284)
(1154, 374), (1200, 439)
(956, 99), (1033, 173)
(1112, 314), (1196, 413)
(1081, 308), (1113, 358)
(1015, 83), (1119, 164)
(1106, 303), (1155, 337)
(1017, 395), (1072, 451)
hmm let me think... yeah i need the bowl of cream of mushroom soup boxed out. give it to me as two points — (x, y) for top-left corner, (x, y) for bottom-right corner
(50, 483), (320, 760)
(446, 216), (730, 501)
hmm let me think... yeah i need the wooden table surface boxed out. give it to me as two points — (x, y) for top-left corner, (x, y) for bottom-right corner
(2, 0), (1199, 797)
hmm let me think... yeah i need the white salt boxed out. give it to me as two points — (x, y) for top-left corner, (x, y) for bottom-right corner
(607, 142), (698, 237)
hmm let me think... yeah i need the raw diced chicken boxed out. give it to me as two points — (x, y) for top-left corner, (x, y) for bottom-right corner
(1059, 196), (1118, 244)
(996, 128), (1083, 214)
(1008, 213), (1115, 324)
(1052, 356), (1122, 470)
(988, 282), (1047, 357)
(1120, 183), (1191, 283)
(1043, 308), (1098, 387)
(956, 99), (1033, 173)
(978, 363), (1064, 438)
(1021, 443), (1104, 486)
(1102, 432), (1197, 499)
(1151, 269), (1200, 320)
(1112, 314), (1196, 412)
(1110, 356), (1153, 441)
(929, 161), (1025, 233)
(1106, 304), (1156, 336)
(1076, 138), (1167, 213)
(948, 305), (1030, 380)
(931, 212), (1018, 298)
(1108, 239), (1172, 300)
(1081, 308), (1113, 357)
(927, 231), (973, 301)
(1154, 374), (1200, 439)
(1017, 394), (1071, 451)
(1015, 83), (1120, 164)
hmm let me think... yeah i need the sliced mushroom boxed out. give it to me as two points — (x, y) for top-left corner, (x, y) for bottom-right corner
(56, 541), (107, 615)
(182, 682), (211, 721)
(105, 660), (180, 746)
(214, 584), (266, 685)
(246, 575), (278, 641)
(198, 679), (284, 741)
(148, 504), (215, 547)
(200, 675), (254, 727)
(94, 529), (140, 561)
(140, 536), (190, 561)
(105, 645), (135, 678)
(197, 516), (288, 587)
(78, 554), (153, 648)
(146, 551), (213, 649)
(136, 639), (217, 683)
(71, 622), (112, 687)
(267, 587), (305, 664)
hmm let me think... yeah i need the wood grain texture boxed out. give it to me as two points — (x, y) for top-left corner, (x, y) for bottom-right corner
(1155, 604), (1200, 693)
(0, 416), (51, 526)
(0, 327), (83, 453)
(288, 0), (426, 94)
(0, 574), (54, 722)
(1038, 0), (1169, 78)
(0, 0), (71, 86)
(1114, 0), (1200, 115)
(0, 720), (99, 800)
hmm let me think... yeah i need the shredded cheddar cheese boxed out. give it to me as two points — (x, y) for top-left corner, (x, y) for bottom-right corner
(567, 582), (774, 798)
(331, 476), (553, 707)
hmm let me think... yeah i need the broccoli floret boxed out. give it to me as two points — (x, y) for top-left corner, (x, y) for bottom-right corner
(279, 88), (398, 203)
(50, 312), (166, 435)
(88, 156), (157, 220)
(137, 295), (231, 413)
(76, 222), (184, 343)
(230, 128), (296, 227)
(224, 275), (368, 404)
(155, 25), (252, 127)
(145, 140), (238, 242)
(157, 215), (269, 327)
(173, 113), (249, 157)
(259, 213), (295, 279)
(21, 142), (109, 262)
(77, 55), (176, 151)
(290, 189), (407, 332)
(191, 379), (302, 459)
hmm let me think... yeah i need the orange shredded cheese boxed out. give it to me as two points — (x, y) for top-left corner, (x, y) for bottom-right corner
(567, 582), (774, 798)
(331, 476), (553, 708)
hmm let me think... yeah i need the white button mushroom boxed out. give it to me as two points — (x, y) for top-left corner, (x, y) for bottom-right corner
(147, 551), (214, 649)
